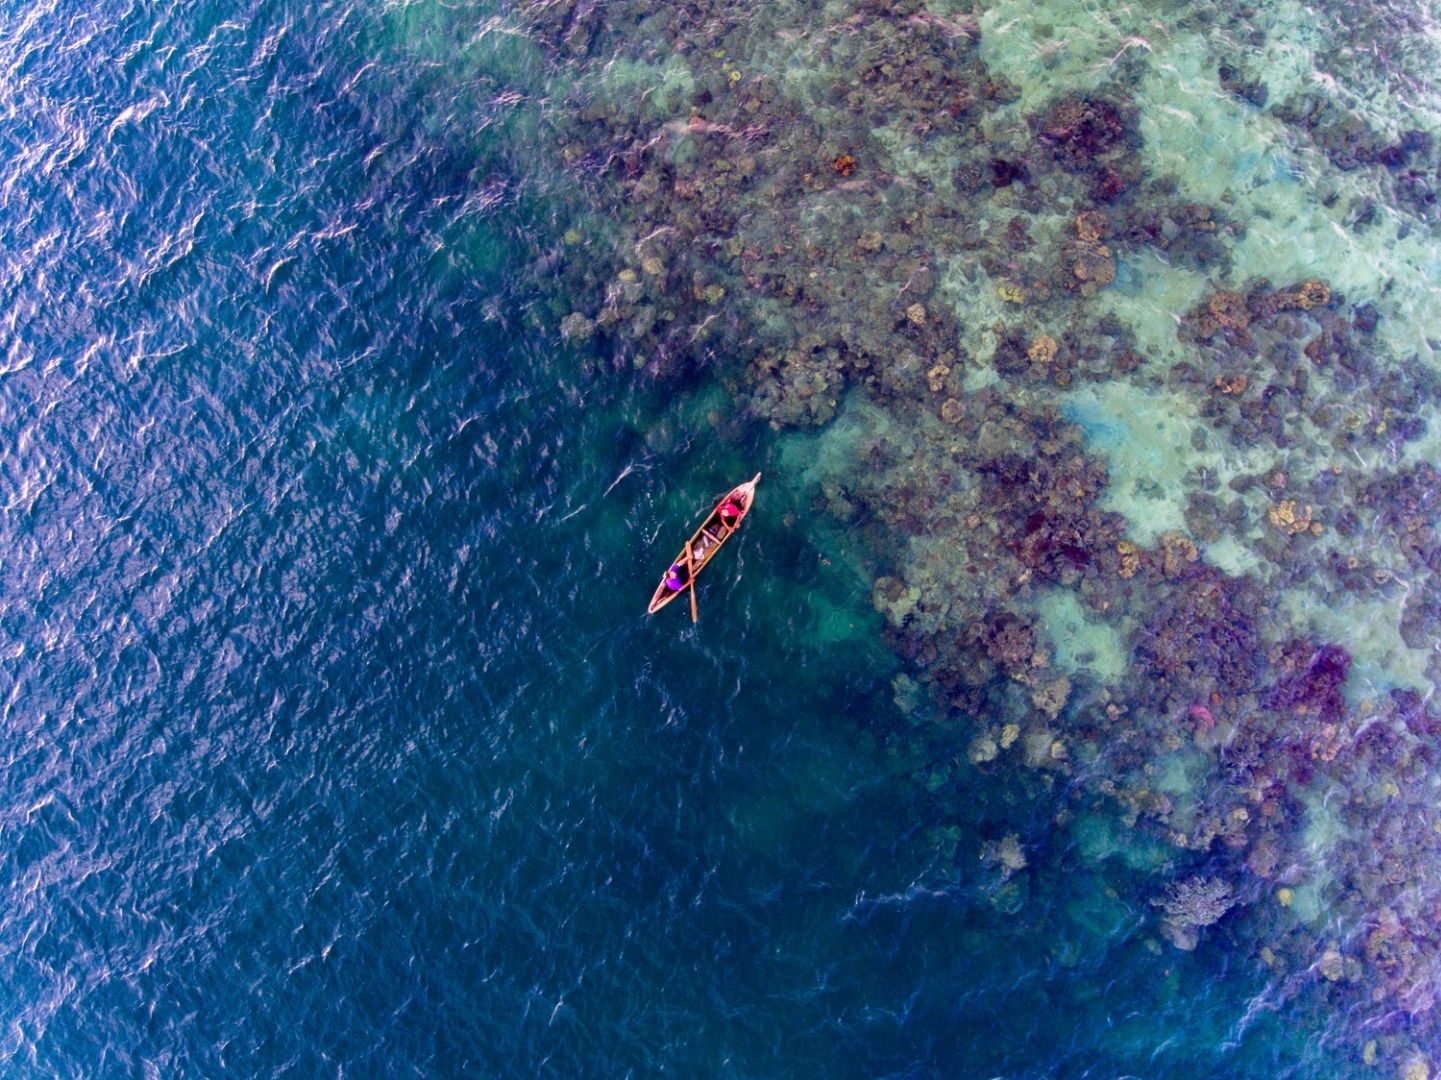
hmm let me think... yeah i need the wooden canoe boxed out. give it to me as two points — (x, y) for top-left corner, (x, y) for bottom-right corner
(646, 474), (761, 616)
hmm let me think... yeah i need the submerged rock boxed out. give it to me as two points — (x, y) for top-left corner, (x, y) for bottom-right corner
(1320, 947), (1345, 981)
(559, 311), (596, 341)
(1072, 248), (1116, 286)
(1030, 674), (1071, 719)
(1401, 1054), (1431, 1080)
(1154, 875), (1237, 951)
(967, 732), (999, 764)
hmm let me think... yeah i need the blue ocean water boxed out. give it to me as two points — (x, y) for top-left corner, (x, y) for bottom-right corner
(1, 0), (1430, 1076)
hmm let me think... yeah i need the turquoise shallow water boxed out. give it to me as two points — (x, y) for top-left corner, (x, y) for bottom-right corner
(2, 0), (1438, 1076)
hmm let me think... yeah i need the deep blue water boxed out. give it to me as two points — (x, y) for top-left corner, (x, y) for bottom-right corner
(0, 1), (1415, 1076)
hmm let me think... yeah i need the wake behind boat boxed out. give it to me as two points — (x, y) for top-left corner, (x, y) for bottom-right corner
(647, 474), (760, 621)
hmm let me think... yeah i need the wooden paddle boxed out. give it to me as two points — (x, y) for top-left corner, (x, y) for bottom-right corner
(686, 547), (698, 623)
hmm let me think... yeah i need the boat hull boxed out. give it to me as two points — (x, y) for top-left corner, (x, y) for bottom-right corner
(646, 474), (761, 615)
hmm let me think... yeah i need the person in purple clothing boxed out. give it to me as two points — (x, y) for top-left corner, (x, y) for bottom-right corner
(664, 562), (690, 592)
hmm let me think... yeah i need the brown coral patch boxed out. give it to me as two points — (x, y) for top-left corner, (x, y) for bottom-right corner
(1117, 540), (1140, 578)
(1207, 290), (1249, 330)
(1035, 96), (1128, 167)
(1075, 210), (1107, 243)
(1267, 499), (1315, 535)
(1027, 335), (1059, 364)
(1294, 279), (1330, 309)
(986, 613), (1037, 671)
(1073, 249), (1115, 285)
(1160, 531), (1199, 578)
(1252, 279), (1333, 318)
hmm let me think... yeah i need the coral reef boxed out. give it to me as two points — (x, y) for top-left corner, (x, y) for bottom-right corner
(1267, 641), (1351, 725)
(1032, 95), (1140, 201)
(520, 0), (1441, 1066)
(1153, 875), (1237, 951)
